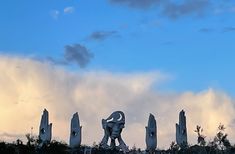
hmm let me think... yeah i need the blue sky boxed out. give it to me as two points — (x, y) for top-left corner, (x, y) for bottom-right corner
(1, 0), (235, 95)
(2, 1), (235, 147)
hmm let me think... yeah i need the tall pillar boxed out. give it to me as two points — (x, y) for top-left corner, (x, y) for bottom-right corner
(39, 109), (52, 146)
(176, 110), (187, 147)
(69, 112), (82, 148)
(146, 113), (157, 152)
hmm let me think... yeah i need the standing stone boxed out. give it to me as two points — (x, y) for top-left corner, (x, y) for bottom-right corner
(39, 109), (52, 146)
(70, 112), (82, 148)
(146, 113), (157, 152)
(176, 110), (187, 147)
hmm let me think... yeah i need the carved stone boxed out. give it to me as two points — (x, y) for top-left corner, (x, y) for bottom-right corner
(39, 109), (52, 146)
(100, 111), (129, 153)
(176, 110), (187, 147)
(146, 113), (157, 152)
(69, 112), (82, 148)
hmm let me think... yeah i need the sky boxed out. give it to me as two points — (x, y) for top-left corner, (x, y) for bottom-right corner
(1, 0), (235, 149)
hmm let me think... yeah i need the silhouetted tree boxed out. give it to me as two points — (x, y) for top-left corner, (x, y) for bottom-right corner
(169, 141), (179, 152)
(209, 123), (231, 150)
(194, 125), (206, 146)
(38, 140), (69, 154)
(25, 133), (37, 147)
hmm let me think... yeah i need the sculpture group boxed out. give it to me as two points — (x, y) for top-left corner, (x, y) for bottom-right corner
(38, 109), (188, 152)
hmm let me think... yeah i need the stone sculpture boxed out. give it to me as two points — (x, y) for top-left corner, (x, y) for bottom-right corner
(176, 110), (187, 147)
(69, 112), (82, 148)
(146, 113), (157, 152)
(100, 111), (129, 153)
(39, 109), (52, 146)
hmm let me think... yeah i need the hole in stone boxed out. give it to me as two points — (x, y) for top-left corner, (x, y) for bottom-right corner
(72, 131), (77, 136)
(41, 128), (45, 134)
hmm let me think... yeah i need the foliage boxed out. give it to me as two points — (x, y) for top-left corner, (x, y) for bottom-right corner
(169, 141), (180, 152)
(0, 123), (235, 153)
(194, 125), (206, 146)
(39, 140), (69, 154)
(208, 123), (231, 150)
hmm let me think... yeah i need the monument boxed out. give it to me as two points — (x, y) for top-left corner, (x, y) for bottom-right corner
(69, 112), (82, 148)
(100, 111), (129, 153)
(146, 113), (157, 152)
(176, 110), (187, 147)
(39, 109), (52, 146)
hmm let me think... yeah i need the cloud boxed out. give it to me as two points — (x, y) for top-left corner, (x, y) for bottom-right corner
(109, 0), (211, 19)
(64, 6), (75, 14)
(44, 57), (68, 65)
(50, 10), (60, 19)
(223, 27), (235, 32)
(31, 56), (68, 66)
(162, 0), (210, 19)
(109, 0), (162, 9)
(27, 44), (93, 68)
(0, 132), (24, 141)
(88, 31), (118, 41)
(0, 55), (235, 148)
(50, 7), (74, 19)
(199, 28), (214, 33)
(64, 44), (94, 68)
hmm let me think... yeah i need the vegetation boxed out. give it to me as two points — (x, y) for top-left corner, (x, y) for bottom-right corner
(194, 125), (206, 146)
(1, 124), (235, 154)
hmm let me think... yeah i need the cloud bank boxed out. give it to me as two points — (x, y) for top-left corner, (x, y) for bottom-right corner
(0, 55), (235, 149)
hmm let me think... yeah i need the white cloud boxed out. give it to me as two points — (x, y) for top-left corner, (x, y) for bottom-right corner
(50, 10), (60, 19)
(64, 6), (75, 14)
(0, 55), (235, 149)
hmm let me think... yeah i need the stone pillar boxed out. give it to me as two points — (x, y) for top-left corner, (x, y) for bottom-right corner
(146, 113), (157, 152)
(70, 112), (82, 148)
(176, 110), (187, 147)
(39, 109), (52, 146)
